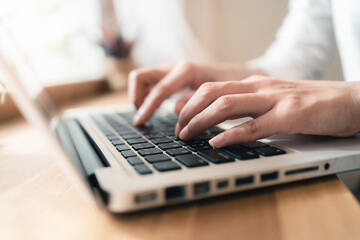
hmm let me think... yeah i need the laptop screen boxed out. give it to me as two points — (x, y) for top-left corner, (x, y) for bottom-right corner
(0, 26), (99, 207)
(0, 25), (59, 123)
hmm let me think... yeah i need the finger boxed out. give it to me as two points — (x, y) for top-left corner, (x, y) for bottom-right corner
(133, 62), (195, 126)
(128, 67), (168, 108)
(177, 81), (254, 134)
(175, 90), (195, 114)
(175, 91), (195, 136)
(179, 94), (273, 140)
(209, 111), (278, 148)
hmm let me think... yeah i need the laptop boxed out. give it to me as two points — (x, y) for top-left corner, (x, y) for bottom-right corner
(2, 33), (360, 213)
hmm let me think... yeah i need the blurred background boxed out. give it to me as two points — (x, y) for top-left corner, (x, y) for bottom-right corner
(0, 0), (358, 200)
(0, 0), (344, 120)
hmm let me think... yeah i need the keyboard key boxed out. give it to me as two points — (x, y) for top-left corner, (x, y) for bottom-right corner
(102, 130), (113, 135)
(127, 156), (144, 165)
(151, 137), (172, 144)
(196, 133), (216, 140)
(175, 154), (209, 168)
(158, 142), (182, 150)
(113, 126), (129, 132)
(116, 145), (130, 152)
(153, 161), (181, 172)
(111, 139), (124, 145)
(198, 149), (234, 164)
(186, 145), (196, 151)
(166, 148), (191, 156)
(190, 142), (212, 151)
(183, 139), (201, 144)
(146, 133), (165, 139)
(241, 141), (269, 149)
(255, 146), (286, 156)
(223, 145), (259, 160)
(178, 140), (186, 146)
(145, 154), (171, 163)
(106, 134), (119, 140)
(140, 124), (158, 131)
(163, 130), (176, 136)
(169, 136), (179, 141)
(118, 111), (136, 119)
(121, 150), (137, 158)
(132, 142), (154, 150)
(134, 164), (152, 175)
(115, 129), (134, 135)
(135, 125), (152, 134)
(121, 133), (140, 139)
(138, 148), (162, 156)
(162, 126), (175, 132)
(127, 138), (147, 144)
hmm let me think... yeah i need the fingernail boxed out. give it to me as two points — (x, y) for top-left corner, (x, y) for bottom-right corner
(179, 126), (189, 140)
(209, 133), (225, 148)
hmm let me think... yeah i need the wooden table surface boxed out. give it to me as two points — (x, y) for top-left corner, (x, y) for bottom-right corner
(1, 91), (360, 240)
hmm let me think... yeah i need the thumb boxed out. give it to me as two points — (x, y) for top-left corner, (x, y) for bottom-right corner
(209, 111), (279, 147)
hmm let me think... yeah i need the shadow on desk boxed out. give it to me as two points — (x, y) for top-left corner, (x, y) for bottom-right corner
(338, 170), (360, 201)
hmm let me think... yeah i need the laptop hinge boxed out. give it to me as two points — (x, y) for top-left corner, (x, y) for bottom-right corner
(56, 119), (107, 184)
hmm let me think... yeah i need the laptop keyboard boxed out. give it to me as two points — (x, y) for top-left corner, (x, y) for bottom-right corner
(91, 111), (286, 175)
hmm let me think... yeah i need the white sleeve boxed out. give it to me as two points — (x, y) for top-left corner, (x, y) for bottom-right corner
(247, 0), (335, 80)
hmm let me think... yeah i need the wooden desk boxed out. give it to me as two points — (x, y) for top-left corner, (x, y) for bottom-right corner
(1, 91), (360, 240)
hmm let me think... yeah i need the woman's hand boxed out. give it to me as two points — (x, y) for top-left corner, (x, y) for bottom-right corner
(128, 61), (263, 125)
(176, 76), (360, 147)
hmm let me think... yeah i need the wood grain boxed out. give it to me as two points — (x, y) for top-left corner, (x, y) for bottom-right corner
(0, 91), (359, 240)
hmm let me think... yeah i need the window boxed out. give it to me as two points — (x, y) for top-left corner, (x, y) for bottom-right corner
(0, 0), (105, 85)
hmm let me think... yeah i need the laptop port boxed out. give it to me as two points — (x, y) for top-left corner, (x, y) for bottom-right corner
(235, 176), (254, 186)
(217, 180), (229, 189)
(324, 163), (330, 170)
(194, 182), (210, 196)
(165, 186), (186, 201)
(285, 166), (319, 176)
(261, 171), (279, 182)
(134, 192), (157, 204)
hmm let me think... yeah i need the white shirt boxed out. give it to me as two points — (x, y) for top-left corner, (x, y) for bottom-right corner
(248, 0), (360, 82)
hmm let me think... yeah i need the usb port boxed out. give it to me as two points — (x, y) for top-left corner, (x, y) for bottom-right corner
(194, 182), (210, 196)
(217, 180), (229, 189)
(235, 176), (254, 186)
(165, 186), (186, 201)
(261, 171), (279, 182)
(135, 192), (157, 204)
